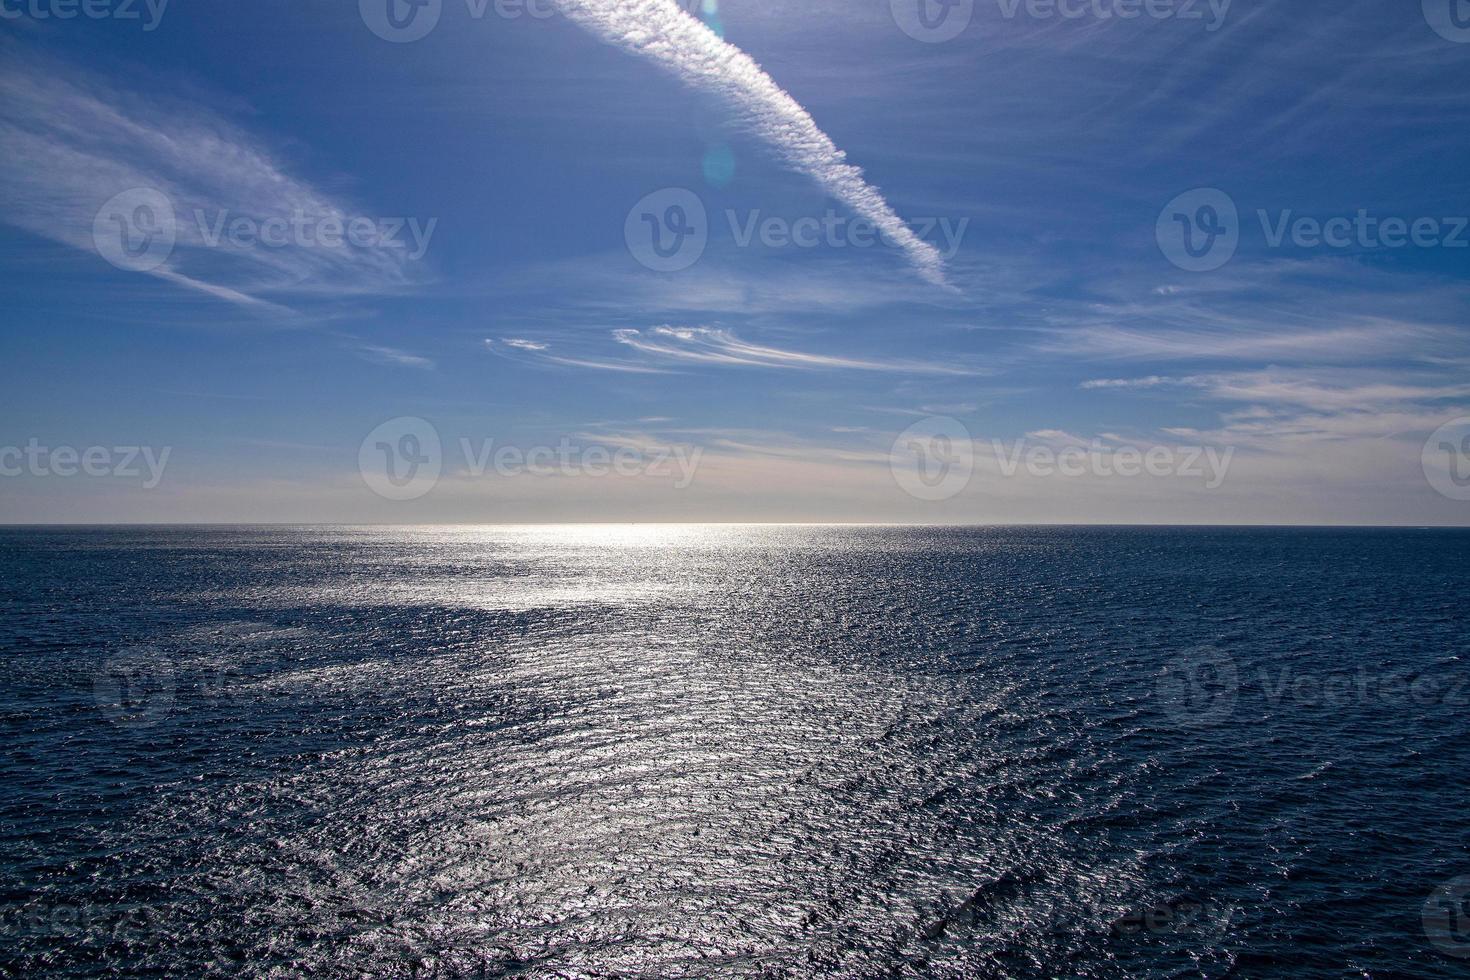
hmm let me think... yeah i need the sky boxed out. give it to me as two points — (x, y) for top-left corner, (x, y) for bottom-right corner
(1, 0), (1468, 524)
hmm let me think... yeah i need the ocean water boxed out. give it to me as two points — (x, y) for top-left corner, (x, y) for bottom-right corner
(2, 525), (1468, 978)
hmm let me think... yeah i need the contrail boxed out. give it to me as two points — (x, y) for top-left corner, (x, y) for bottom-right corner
(555, 0), (951, 288)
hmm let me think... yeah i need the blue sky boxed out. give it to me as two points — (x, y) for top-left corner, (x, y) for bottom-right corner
(2, 0), (1468, 523)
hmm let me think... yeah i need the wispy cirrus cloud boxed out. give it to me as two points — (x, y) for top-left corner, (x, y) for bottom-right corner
(1048, 319), (1460, 364)
(357, 345), (435, 369)
(497, 338), (549, 351)
(1074, 369), (1470, 486)
(1017, 256), (1470, 367)
(552, 0), (950, 288)
(484, 337), (670, 374)
(611, 326), (972, 373)
(487, 325), (977, 375)
(0, 48), (428, 312)
(1082, 369), (1470, 414)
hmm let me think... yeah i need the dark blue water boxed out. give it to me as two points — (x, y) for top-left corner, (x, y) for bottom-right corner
(2, 525), (1468, 977)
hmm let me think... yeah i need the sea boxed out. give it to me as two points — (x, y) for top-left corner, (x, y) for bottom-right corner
(2, 525), (1468, 977)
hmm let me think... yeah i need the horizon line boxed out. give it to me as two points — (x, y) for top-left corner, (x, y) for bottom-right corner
(1, 522), (1466, 530)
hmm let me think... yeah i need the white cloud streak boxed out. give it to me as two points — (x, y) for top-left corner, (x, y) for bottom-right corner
(359, 345), (435, 369)
(552, 0), (950, 288)
(1082, 370), (1470, 413)
(612, 326), (970, 373)
(484, 337), (670, 373)
(483, 326), (974, 374)
(0, 49), (426, 310)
